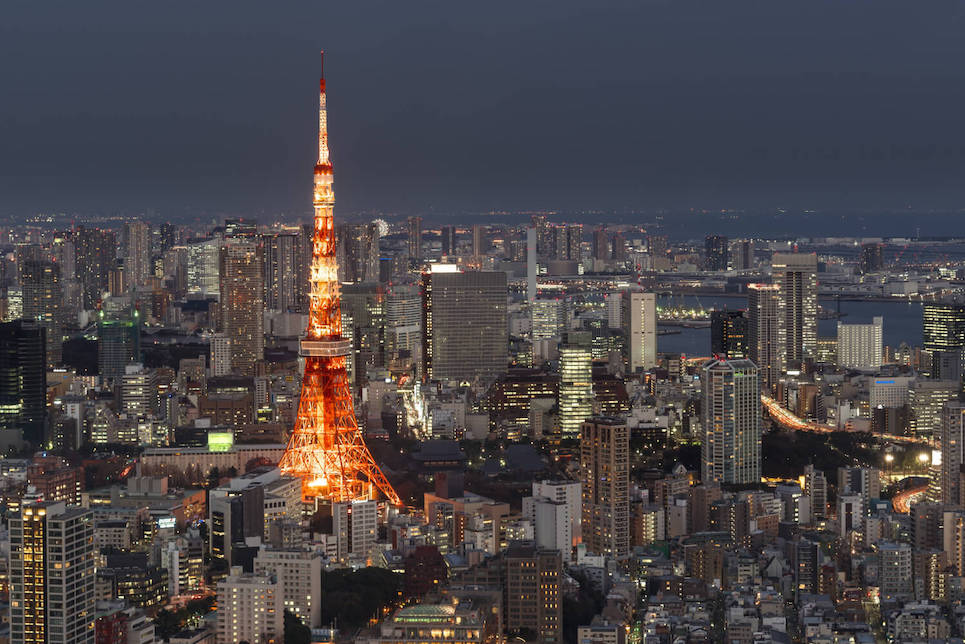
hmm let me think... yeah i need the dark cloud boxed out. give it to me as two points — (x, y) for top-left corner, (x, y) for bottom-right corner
(2, 0), (965, 219)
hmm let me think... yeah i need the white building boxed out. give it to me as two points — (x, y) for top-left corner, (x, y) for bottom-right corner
(533, 480), (582, 544)
(622, 291), (657, 371)
(523, 497), (572, 563)
(207, 333), (231, 377)
(870, 376), (914, 409)
(253, 548), (323, 628)
(333, 499), (378, 564)
(216, 567), (283, 644)
(836, 317), (883, 370)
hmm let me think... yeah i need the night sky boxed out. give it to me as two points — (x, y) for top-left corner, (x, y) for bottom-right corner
(3, 0), (965, 220)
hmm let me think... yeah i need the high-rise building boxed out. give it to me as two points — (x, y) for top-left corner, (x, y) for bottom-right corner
(421, 267), (508, 384)
(207, 333), (232, 377)
(531, 298), (563, 341)
(335, 223), (380, 284)
(837, 466), (881, 502)
(942, 402), (965, 507)
(581, 416), (630, 558)
(220, 240), (264, 375)
(0, 320), (46, 446)
(407, 216), (423, 260)
(592, 226), (609, 260)
(73, 227), (117, 309)
(878, 541), (913, 598)
(701, 359), (761, 485)
(441, 225), (457, 256)
(730, 239), (755, 270)
(471, 225), (485, 258)
(621, 290), (657, 372)
(332, 499), (379, 564)
(503, 543), (562, 643)
(253, 549), (323, 628)
(216, 567), (283, 644)
(747, 283), (785, 393)
(20, 259), (62, 367)
(771, 252), (817, 366)
(837, 316), (883, 370)
(804, 464), (828, 520)
(532, 480), (581, 546)
(860, 242), (884, 274)
(10, 502), (95, 644)
(909, 380), (959, 440)
(563, 224), (582, 262)
(711, 310), (748, 359)
(124, 221), (151, 287)
(118, 363), (159, 418)
(262, 229), (301, 311)
(186, 238), (221, 296)
(923, 302), (965, 382)
(559, 332), (593, 438)
(704, 235), (728, 271)
(97, 307), (141, 384)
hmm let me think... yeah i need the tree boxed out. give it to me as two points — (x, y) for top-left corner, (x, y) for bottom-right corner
(284, 610), (311, 644)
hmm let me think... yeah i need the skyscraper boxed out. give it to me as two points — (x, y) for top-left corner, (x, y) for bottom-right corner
(622, 290), (657, 372)
(73, 226), (117, 308)
(97, 306), (141, 384)
(407, 216), (423, 260)
(471, 224), (485, 257)
(771, 252), (818, 366)
(747, 283), (785, 393)
(942, 402), (965, 507)
(923, 302), (965, 381)
(704, 235), (729, 271)
(440, 225), (457, 256)
(21, 259), (63, 367)
(420, 267), (508, 383)
(10, 502), (95, 644)
(859, 242), (884, 273)
(710, 309), (748, 359)
(730, 239), (755, 270)
(592, 226), (609, 260)
(701, 359), (761, 485)
(124, 220), (151, 287)
(581, 416), (630, 558)
(335, 223), (380, 284)
(262, 229), (301, 311)
(558, 332), (593, 437)
(531, 298), (564, 341)
(837, 316), (883, 370)
(0, 320), (46, 446)
(220, 240), (264, 375)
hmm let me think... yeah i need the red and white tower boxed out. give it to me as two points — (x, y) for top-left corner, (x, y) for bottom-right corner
(279, 53), (400, 505)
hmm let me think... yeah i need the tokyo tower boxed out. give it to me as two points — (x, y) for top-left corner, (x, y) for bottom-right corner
(279, 52), (401, 505)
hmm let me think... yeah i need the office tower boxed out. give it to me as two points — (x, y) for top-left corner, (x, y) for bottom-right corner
(860, 242), (884, 273)
(647, 235), (667, 257)
(341, 283), (386, 383)
(611, 230), (626, 261)
(335, 223), (380, 284)
(407, 216), (423, 260)
(532, 480), (581, 545)
(158, 222), (178, 252)
(253, 549), (323, 628)
(420, 267), (508, 384)
(559, 332), (593, 437)
(20, 259), (63, 367)
(731, 239), (755, 270)
(471, 224), (485, 257)
(711, 310), (748, 359)
(526, 227), (537, 302)
(804, 464), (828, 520)
(771, 252), (818, 366)
(837, 317), (883, 370)
(580, 417), (629, 557)
(747, 283), (785, 393)
(606, 292), (622, 330)
(704, 235), (728, 271)
(592, 226), (609, 260)
(186, 238), (221, 296)
(621, 290), (657, 372)
(910, 380), (959, 440)
(220, 240), (264, 375)
(118, 364), (159, 418)
(503, 543), (563, 643)
(10, 502), (95, 644)
(0, 320), (46, 446)
(207, 333), (231, 376)
(838, 466), (881, 501)
(74, 226), (116, 308)
(385, 284), (421, 358)
(923, 302), (965, 381)
(333, 499), (378, 563)
(531, 298), (563, 341)
(942, 402), (965, 507)
(441, 225), (457, 255)
(262, 229), (301, 311)
(208, 482), (266, 565)
(97, 307), (141, 384)
(701, 359), (761, 485)
(564, 224), (582, 261)
(123, 220), (151, 287)
(278, 55), (399, 504)
(217, 567), (283, 644)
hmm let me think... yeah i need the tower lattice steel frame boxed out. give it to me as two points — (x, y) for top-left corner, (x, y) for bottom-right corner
(279, 52), (400, 505)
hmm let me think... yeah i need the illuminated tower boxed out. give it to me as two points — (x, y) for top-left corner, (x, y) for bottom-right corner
(279, 53), (400, 505)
